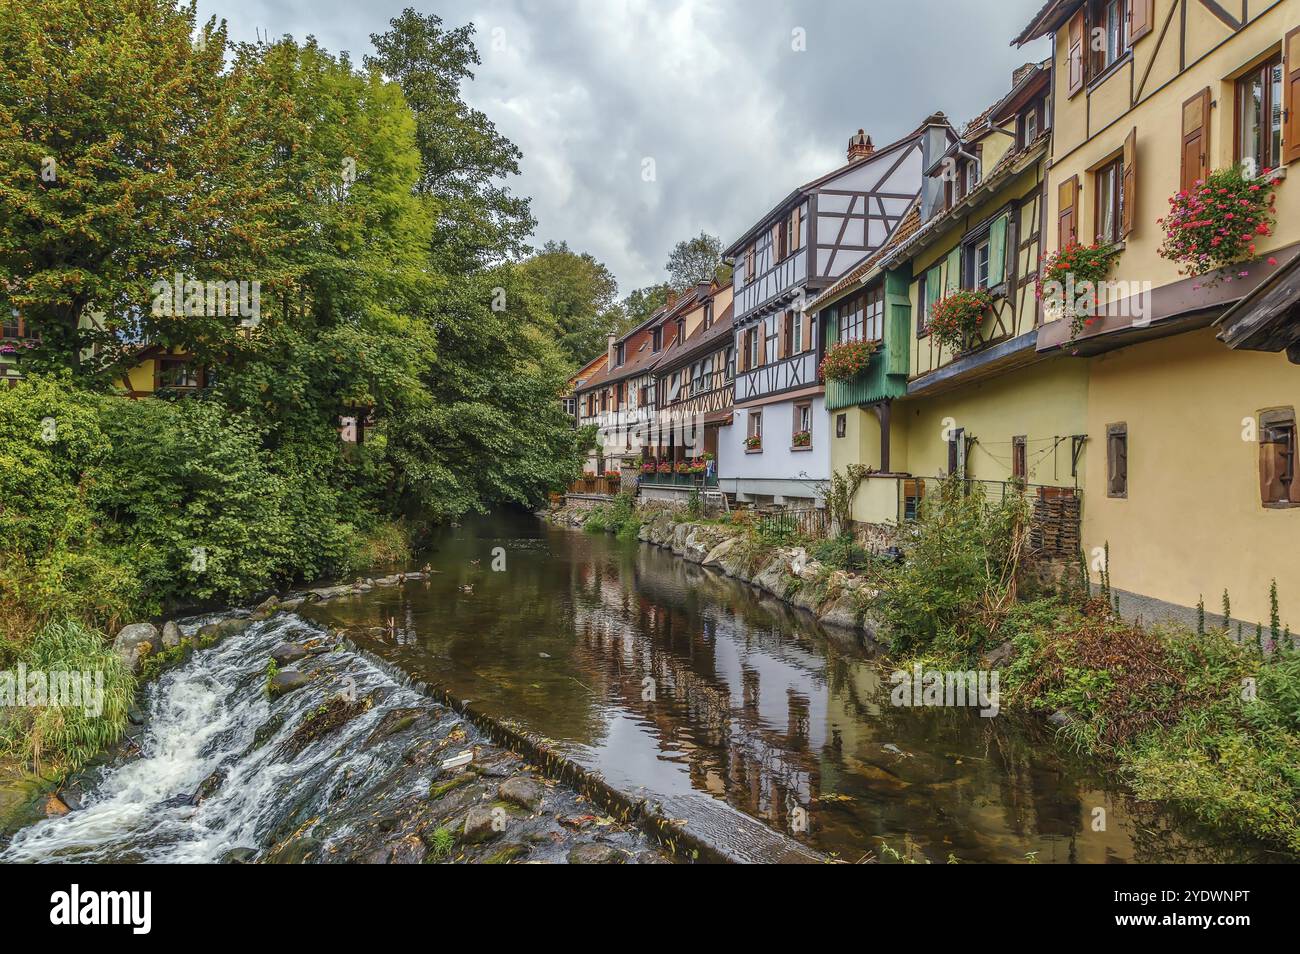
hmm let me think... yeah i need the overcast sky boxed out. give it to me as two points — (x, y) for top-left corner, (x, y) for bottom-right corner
(199, 0), (1050, 295)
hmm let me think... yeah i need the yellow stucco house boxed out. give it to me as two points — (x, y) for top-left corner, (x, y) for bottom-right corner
(1015, 0), (1299, 628)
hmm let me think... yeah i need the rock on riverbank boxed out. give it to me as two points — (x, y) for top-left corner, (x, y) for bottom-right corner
(550, 504), (883, 637)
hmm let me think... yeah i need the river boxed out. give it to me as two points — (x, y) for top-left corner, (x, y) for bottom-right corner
(2, 510), (1276, 863)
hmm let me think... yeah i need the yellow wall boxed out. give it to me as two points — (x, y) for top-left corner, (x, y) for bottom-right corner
(894, 357), (1091, 487)
(1044, 0), (1299, 321)
(1083, 327), (1299, 625)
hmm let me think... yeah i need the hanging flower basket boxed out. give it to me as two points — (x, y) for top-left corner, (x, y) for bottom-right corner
(928, 290), (993, 353)
(820, 339), (878, 381)
(1037, 242), (1122, 342)
(1158, 164), (1279, 283)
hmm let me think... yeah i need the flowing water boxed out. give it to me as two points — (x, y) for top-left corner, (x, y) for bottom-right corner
(3, 511), (1280, 863)
(297, 511), (1276, 864)
(1, 616), (489, 863)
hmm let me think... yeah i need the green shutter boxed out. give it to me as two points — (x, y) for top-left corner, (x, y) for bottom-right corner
(925, 265), (942, 308)
(944, 247), (961, 293)
(988, 213), (1008, 287)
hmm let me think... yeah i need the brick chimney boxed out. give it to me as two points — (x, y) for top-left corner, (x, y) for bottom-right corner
(847, 129), (874, 161)
(666, 289), (679, 307)
(606, 332), (617, 367)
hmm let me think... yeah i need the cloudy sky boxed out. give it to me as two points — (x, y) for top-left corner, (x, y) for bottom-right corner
(199, 0), (1050, 295)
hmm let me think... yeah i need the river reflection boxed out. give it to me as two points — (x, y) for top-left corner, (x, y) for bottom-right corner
(302, 510), (1275, 863)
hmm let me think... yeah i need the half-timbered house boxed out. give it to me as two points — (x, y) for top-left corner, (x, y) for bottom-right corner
(805, 65), (1089, 532)
(720, 125), (928, 507)
(641, 280), (735, 502)
(1016, 0), (1300, 627)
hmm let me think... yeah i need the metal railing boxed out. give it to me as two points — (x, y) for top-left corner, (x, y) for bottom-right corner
(757, 507), (830, 540)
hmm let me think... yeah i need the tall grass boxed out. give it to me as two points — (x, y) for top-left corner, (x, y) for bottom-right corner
(0, 620), (135, 774)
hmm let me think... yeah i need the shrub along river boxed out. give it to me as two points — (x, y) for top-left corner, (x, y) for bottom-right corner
(3, 510), (1277, 863)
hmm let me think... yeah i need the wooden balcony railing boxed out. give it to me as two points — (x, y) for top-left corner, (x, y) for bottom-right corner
(568, 475), (622, 496)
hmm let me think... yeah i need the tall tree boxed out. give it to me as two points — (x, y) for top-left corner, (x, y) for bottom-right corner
(516, 240), (620, 363)
(0, 0), (288, 383)
(619, 283), (672, 334)
(665, 231), (728, 291)
(366, 9), (534, 271)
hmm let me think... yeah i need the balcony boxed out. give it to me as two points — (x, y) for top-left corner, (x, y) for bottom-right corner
(639, 472), (719, 489)
(568, 475), (622, 497)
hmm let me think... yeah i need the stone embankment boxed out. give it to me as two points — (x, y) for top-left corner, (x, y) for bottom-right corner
(549, 504), (884, 637)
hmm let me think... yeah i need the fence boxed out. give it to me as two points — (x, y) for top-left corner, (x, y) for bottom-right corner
(757, 507), (831, 540)
(568, 475), (622, 496)
(896, 477), (1081, 557)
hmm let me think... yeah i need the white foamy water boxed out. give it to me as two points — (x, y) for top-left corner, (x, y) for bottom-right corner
(1, 614), (426, 863)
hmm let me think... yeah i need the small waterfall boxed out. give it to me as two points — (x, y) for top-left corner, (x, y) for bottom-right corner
(1, 614), (456, 864)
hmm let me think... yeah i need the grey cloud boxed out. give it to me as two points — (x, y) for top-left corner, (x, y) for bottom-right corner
(199, 0), (1049, 293)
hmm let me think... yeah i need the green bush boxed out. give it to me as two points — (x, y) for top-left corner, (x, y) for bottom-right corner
(874, 479), (1030, 660)
(0, 376), (373, 631)
(810, 534), (870, 573)
(0, 619), (134, 773)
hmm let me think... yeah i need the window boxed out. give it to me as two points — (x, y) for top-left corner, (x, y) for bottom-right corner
(1020, 106), (1040, 148)
(639, 384), (650, 406)
(747, 410), (763, 449)
(652, 328), (662, 352)
(836, 413), (847, 439)
(1012, 436), (1027, 482)
(748, 327), (760, 368)
(947, 427), (966, 479)
(837, 292), (865, 342)
(157, 358), (201, 390)
(703, 302), (714, 329)
(2, 312), (22, 339)
(964, 158), (981, 196)
(973, 239), (991, 290)
(765, 319), (778, 363)
(725, 346), (735, 379)
(791, 310), (803, 353)
(1236, 55), (1283, 176)
(1106, 423), (1127, 498)
(675, 318), (685, 345)
(864, 286), (885, 341)
(615, 342), (626, 366)
(745, 245), (757, 283)
(1095, 157), (1124, 245)
(1089, 0), (1128, 79)
(793, 402), (812, 447)
(1260, 409), (1298, 507)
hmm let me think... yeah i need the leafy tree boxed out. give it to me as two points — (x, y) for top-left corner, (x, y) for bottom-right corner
(366, 9), (534, 270)
(620, 283), (672, 335)
(0, 0), (288, 383)
(665, 231), (728, 290)
(516, 240), (621, 363)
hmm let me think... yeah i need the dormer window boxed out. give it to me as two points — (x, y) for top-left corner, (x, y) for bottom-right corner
(675, 317), (685, 344)
(615, 342), (626, 366)
(652, 328), (662, 352)
(964, 158), (981, 195)
(703, 302), (714, 329)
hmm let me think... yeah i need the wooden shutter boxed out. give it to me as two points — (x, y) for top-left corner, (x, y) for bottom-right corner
(737, 330), (748, 372)
(1067, 9), (1085, 98)
(1260, 439), (1287, 504)
(1128, 0), (1153, 43)
(801, 312), (813, 352)
(791, 205), (802, 250)
(1180, 88), (1211, 194)
(988, 213), (1008, 286)
(944, 246), (962, 293)
(1057, 176), (1079, 250)
(1121, 127), (1137, 238)
(1286, 28), (1300, 166)
(779, 313), (790, 358)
